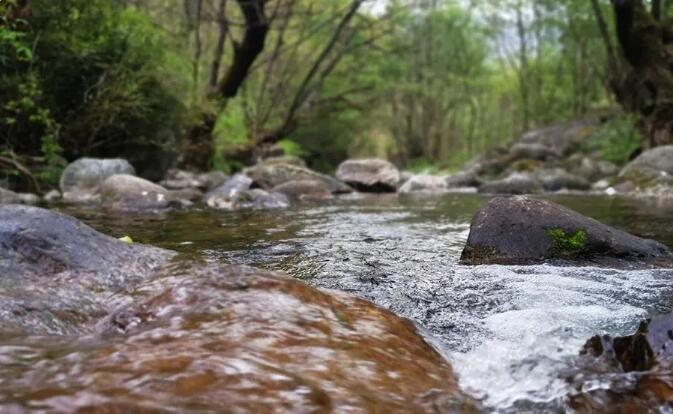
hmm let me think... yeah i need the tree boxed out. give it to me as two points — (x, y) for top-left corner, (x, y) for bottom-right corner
(596, 0), (673, 146)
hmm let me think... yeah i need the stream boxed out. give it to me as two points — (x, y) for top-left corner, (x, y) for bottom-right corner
(6, 193), (673, 412)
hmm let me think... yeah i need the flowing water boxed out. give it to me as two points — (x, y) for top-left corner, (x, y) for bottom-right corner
(7, 193), (673, 412)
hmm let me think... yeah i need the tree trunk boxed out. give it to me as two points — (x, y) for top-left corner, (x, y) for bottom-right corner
(610, 0), (673, 146)
(209, 0), (228, 89)
(219, 0), (270, 98)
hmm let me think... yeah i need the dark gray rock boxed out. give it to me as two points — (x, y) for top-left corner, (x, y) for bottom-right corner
(460, 196), (672, 266)
(60, 158), (135, 195)
(478, 173), (542, 195)
(0, 205), (174, 334)
(271, 180), (333, 202)
(245, 163), (352, 194)
(335, 159), (401, 193)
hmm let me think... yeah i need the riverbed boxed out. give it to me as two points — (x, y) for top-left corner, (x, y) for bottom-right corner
(5, 193), (673, 412)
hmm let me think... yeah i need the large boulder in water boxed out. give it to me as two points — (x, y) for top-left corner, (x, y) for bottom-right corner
(245, 163), (352, 194)
(1, 262), (477, 412)
(336, 159), (401, 192)
(60, 158), (135, 200)
(460, 196), (672, 266)
(0, 205), (174, 334)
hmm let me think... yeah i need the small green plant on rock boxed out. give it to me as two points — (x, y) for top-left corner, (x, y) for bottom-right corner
(547, 228), (587, 254)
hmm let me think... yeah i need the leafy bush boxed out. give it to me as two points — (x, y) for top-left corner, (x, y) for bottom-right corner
(584, 115), (644, 165)
(0, 0), (190, 188)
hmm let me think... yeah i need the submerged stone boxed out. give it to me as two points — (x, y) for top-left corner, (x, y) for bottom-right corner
(0, 262), (477, 413)
(460, 196), (672, 266)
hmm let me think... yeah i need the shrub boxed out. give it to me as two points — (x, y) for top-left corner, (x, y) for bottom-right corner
(584, 115), (644, 165)
(0, 0), (190, 187)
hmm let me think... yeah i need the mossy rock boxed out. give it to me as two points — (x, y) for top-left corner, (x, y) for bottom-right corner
(461, 196), (671, 266)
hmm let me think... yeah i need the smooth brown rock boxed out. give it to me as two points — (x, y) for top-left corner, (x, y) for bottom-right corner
(1, 263), (478, 413)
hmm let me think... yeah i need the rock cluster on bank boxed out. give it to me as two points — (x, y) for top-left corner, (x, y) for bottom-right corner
(10, 114), (673, 211)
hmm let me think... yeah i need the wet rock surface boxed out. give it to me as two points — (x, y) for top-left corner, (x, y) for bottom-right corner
(336, 159), (401, 192)
(565, 312), (673, 412)
(0, 205), (174, 334)
(0, 261), (477, 413)
(461, 196), (672, 266)
(5, 192), (673, 412)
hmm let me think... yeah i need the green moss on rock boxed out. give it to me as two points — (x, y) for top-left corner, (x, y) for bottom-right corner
(547, 228), (587, 253)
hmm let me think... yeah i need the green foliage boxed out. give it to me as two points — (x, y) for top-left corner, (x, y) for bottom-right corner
(585, 116), (644, 165)
(547, 228), (587, 253)
(0, 0), (190, 189)
(277, 139), (306, 158)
